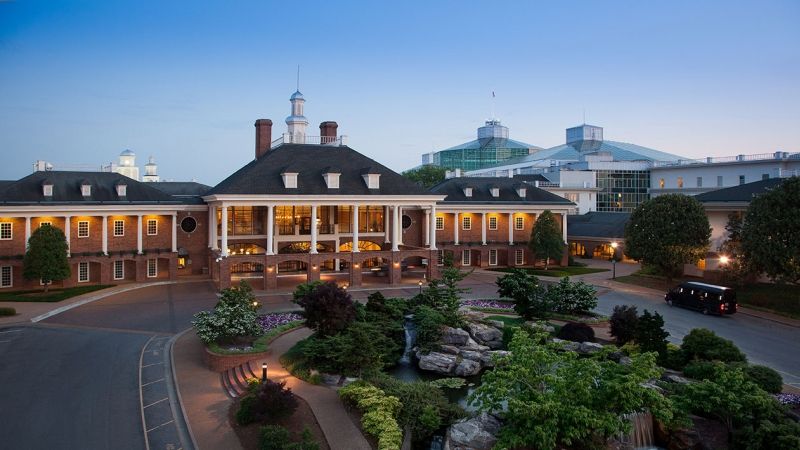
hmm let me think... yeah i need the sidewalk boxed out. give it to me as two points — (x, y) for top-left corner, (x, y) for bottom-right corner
(173, 327), (371, 450)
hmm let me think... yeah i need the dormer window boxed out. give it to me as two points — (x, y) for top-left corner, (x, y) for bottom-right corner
(323, 172), (341, 189)
(81, 183), (91, 197)
(490, 187), (500, 198)
(362, 173), (381, 189)
(116, 183), (127, 197)
(42, 182), (53, 197)
(282, 172), (298, 189)
(516, 187), (527, 198)
(463, 187), (473, 197)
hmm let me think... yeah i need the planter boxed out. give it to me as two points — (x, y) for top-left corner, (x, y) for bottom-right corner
(202, 323), (304, 372)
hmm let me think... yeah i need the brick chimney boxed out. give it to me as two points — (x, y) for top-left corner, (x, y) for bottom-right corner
(255, 119), (273, 159)
(319, 121), (338, 143)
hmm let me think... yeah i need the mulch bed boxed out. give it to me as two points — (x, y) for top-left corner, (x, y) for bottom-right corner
(228, 394), (330, 450)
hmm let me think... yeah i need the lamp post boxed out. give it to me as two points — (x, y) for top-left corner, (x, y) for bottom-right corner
(261, 362), (268, 382)
(610, 242), (618, 280)
(418, 280), (423, 295)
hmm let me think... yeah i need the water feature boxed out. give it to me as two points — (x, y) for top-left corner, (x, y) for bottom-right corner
(399, 315), (417, 364)
(620, 411), (664, 450)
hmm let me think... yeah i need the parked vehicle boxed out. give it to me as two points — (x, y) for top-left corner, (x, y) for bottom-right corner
(665, 282), (738, 315)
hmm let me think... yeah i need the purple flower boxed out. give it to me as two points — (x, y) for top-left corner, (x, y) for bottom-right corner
(774, 393), (800, 406)
(461, 299), (514, 311)
(257, 312), (303, 333)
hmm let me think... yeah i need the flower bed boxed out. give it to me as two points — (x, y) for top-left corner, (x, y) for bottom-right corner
(258, 312), (304, 333)
(775, 393), (800, 406)
(207, 312), (305, 356)
(461, 299), (515, 313)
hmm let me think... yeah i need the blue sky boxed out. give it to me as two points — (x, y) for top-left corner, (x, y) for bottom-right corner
(1, 0), (798, 185)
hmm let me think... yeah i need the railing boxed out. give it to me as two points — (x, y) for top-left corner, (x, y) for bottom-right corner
(270, 133), (349, 149)
(652, 151), (799, 168)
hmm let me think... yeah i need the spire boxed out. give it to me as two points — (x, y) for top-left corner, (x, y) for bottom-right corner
(286, 69), (308, 143)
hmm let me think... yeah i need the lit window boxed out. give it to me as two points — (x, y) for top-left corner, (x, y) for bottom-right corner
(489, 249), (498, 266)
(147, 219), (157, 236)
(696, 177), (702, 188)
(515, 216), (524, 230)
(677, 177), (683, 188)
(78, 221), (89, 238)
(147, 259), (157, 278)
(435, 216), (444, 230)
(659, 178), (665, 189)
(0, 266), (11, 288)
(739, 175), (745, 185)
(39, 221), (52, 228)
(78, 262), (89, 283)
(488, 216), (497, 230)
(461, 249), (471, 266)
(0, 222), (11, 240)
(113, 260), (124, 280)
(462, 216), (471, 230)
(114, 220), (124, 237)
(515, 249), (525, 265)
(565, 193), (579, 203)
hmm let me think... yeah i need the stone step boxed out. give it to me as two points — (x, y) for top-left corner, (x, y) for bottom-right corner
(220, 371), (238, 398)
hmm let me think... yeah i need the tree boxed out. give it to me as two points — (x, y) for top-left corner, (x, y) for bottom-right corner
(402, 165), (448, 189)
(609, 305), (639, 345)
(294, 282), (356, 336)
(545, 276), (598, 314)
(679, 328), (746, 364)
(624, 194), (711, 278)
(23, 224), (70, 292)
(718, 212), (754, 286)
(417, 254), (471, 327)
(470, 329), (680, 450)
(741, 176), (800, 285)
(192, 282), (262, 345)
(528, 210), (564, 270)
(496, 269), (548, 319)
(634, 310), (669, 363)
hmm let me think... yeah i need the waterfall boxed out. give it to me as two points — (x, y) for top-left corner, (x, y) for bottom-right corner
(399, 315), (417, 364)
(621, 411), (661, 450)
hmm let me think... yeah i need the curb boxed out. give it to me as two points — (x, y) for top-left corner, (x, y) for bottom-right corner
(167, 328), (198, 450)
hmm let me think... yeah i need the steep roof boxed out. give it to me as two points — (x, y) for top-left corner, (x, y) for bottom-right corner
(148, 181), (211, 196)
(430, 177), (573, 205)
(567, 212), (631, 238)
(694, 178), (787, 203)
(0, 171), (183, 205)
(206, 144), (435, 196)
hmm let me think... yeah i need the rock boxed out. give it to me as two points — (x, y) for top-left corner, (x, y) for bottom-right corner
(441, 326), (470, 346)
(459, 350), (485, 362)
(525, 321), (555, 333)
(552, 338), (580, 352)
(661, 373), (691, 384)
(320, 373), (341, 385)
(419, 352), (458, 375)
(619, 356), (632, 365)
(467, 323), (503, 346)
(439, 344), (461, 355)
(641, 382), (665, 393)
(341, 377), (358, 387)
(480, 350), (509, 368)
(454, 358), (482, 377)
(461, 337), (490, 352)
(448, 413), (501, 450)
(487, 319), (505, 329)
(577, 342), (604, 355)
(608, 351), (625, 362)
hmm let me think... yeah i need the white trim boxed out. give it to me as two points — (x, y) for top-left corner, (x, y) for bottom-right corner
(0, 205), (208, 215)
(462, 216), (471, 230)
(113, 260), (125, 280)
(515, 249), (525, 265)
(203, 194), (445, 204)
(514, 216), (524, 230)
(0, 265), (12, 288)
(435, 216), (444, 230)
(78, 261), (90, 283)
(0, 222), (11, 240)
(78, 221), (90, 238)
(147, 218), (158, 236)
(489, 249), (498, 266)
(113, 220), (125, 237)
(147, 259), (157, 278)
(461, 249), (471, 266)
(488, 216), (497, 230)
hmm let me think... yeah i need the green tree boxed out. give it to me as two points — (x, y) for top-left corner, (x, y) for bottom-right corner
(23, 224), (70, 292)
(634, 310), (669, 363)
(718, 212), (754, 286)
(402, 165), (448, 189)
(417, 254), (471, 327)
(624, 194), (711, 278)
(471, 329), (679, 450)
(545, 276), (598, 314)
(496, 269), (549, 319)
(741, 176), (800, 284)
(303, 321), (400, 377)
(528, 210), (564, 270)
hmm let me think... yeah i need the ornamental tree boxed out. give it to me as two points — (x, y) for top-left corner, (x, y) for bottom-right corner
(741, 177), (800, 285)
(401, 165), (448, 189)
(529, 210), (564, 270)
(624, 194), (711, 278)
(496, 269), (548, 319)
(23, 224), (70, 292)
(294, 281), (356, 336)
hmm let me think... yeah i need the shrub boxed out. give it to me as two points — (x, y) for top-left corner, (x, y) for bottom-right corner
(546, 277), (598, 314)
(680, 328), (746, 364)
(634, 310), (669, 363)
(192, 286), (262, 345)
(745, 365), (783, 394)
(303, 321), (400, 377)
(294, 282), (356, 336)
(414, 305), (446, 351)
(0, 307), (16, 316)
(291, 281), (325, 302)
(418, 264), (470, 327)
(339, 381), (403, 450)
(683, 360), (720, 381)
(237, 380), (299, 425)
(259, 425), (319, 450)
(556, 322), (595, 343)
(661, 343), (687, 371)
(496, 269), (549, 320)
(609, 305), (638, 345)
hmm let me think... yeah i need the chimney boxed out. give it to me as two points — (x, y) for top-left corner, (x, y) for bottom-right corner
(319, 121), (338, 143)
(255, 119), (273, 158)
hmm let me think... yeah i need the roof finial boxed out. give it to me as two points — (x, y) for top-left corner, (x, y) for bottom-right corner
(490, 90), (496, 121)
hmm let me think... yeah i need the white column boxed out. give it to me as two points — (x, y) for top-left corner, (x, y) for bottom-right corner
(207, 207), (214, 248)
(102, 215), (108, 255)
(454, 212), (459, 245)
(384, 206), (390, 243)
(352, 205), (359, 252)
(221, 205), (229, 256)
(429, 205), (437, 250)
(137, 215), (143, 254)
(171, 214), (177, 252)
(508, 212), (514, 245)
(481, 213), (487, 245)
(424, 209), (430, 246)
(391, 205), (400, 251)
(310, 204), (318, 254)
(211, 206), (219, 250)
(64, 216), (71, 257)
(398, 207), (404, 245)
(266, 205), (274, 255)
(561, 212), (568, 243)
(24, 216), (31, 246)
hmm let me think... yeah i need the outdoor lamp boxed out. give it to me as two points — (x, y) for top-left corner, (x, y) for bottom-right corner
(418, 280), (423, 294)
(261, 362), (267, 382)
(610, 242), (618, 280)
(720, 255), (730, 265)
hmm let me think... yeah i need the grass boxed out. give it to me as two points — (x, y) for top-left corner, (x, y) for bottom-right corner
(279, 338), (319, 384)
(0, 285), (114, 302)
(208, 320), (304, 355)
(489, 267), (609, 277)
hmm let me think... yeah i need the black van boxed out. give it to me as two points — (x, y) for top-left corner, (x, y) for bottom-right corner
(665, 282), (737, 315)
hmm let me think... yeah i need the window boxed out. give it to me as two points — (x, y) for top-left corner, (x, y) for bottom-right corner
(762, 173), (769, 180)
(78, 221), (89, 238)
(461, 249), (471, 266)
(1, 266), (11, 288)
(81, 184), (91, 196)
(78, 262), (89, 283)
(463, 187), (473, 197)
(113, 260), (124, 280)
(147, 259), (157, 278)
(739, 175), (746, 185)
(489, 249), (498, 266)
(515, 216), (524, 230)
(113, 220), (124, 237)
(490, 187), (500, 197)
(180, 216), (197, 233)
(116, 184), (127, 197)
(462, 216), (471, 230)
(677, 177), (683, 188)
(436, 250), (444, 266)
(717, 175), (723, 187)
(43, 184), (53, 196)
(565, 193), (579, 203)
(435, 216), (444, 230)
(659, 178), (665, 189)
(39, 221), (51, 228)
(147, 219), (157, 236)
(0, 222), (11, 240)
(696, 177), (702, 188)
(515, 249), (525, 265)
(488, 216), (497, 230)
(282, 172), (298, 189)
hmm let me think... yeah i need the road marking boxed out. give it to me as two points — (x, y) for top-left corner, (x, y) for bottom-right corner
(0, 329), (23, 334)
(144, 397), (168, 409)
(139, 335), (157, 450)
(141, 377), (165, 387)
(147, 420), (174, 433)
(142, 362), (163, 368)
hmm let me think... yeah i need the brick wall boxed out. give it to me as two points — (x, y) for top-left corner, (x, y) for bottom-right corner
(176, 211), (211, 276)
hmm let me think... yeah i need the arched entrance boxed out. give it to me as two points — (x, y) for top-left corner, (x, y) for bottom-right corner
(276, 259), (309, 289)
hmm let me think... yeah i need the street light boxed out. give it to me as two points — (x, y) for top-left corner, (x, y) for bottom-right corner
(719, 255), (730, 266)
(261, 362), (268, 382)
(418, 280), (423, 295)
(610, 242), (618, 280)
